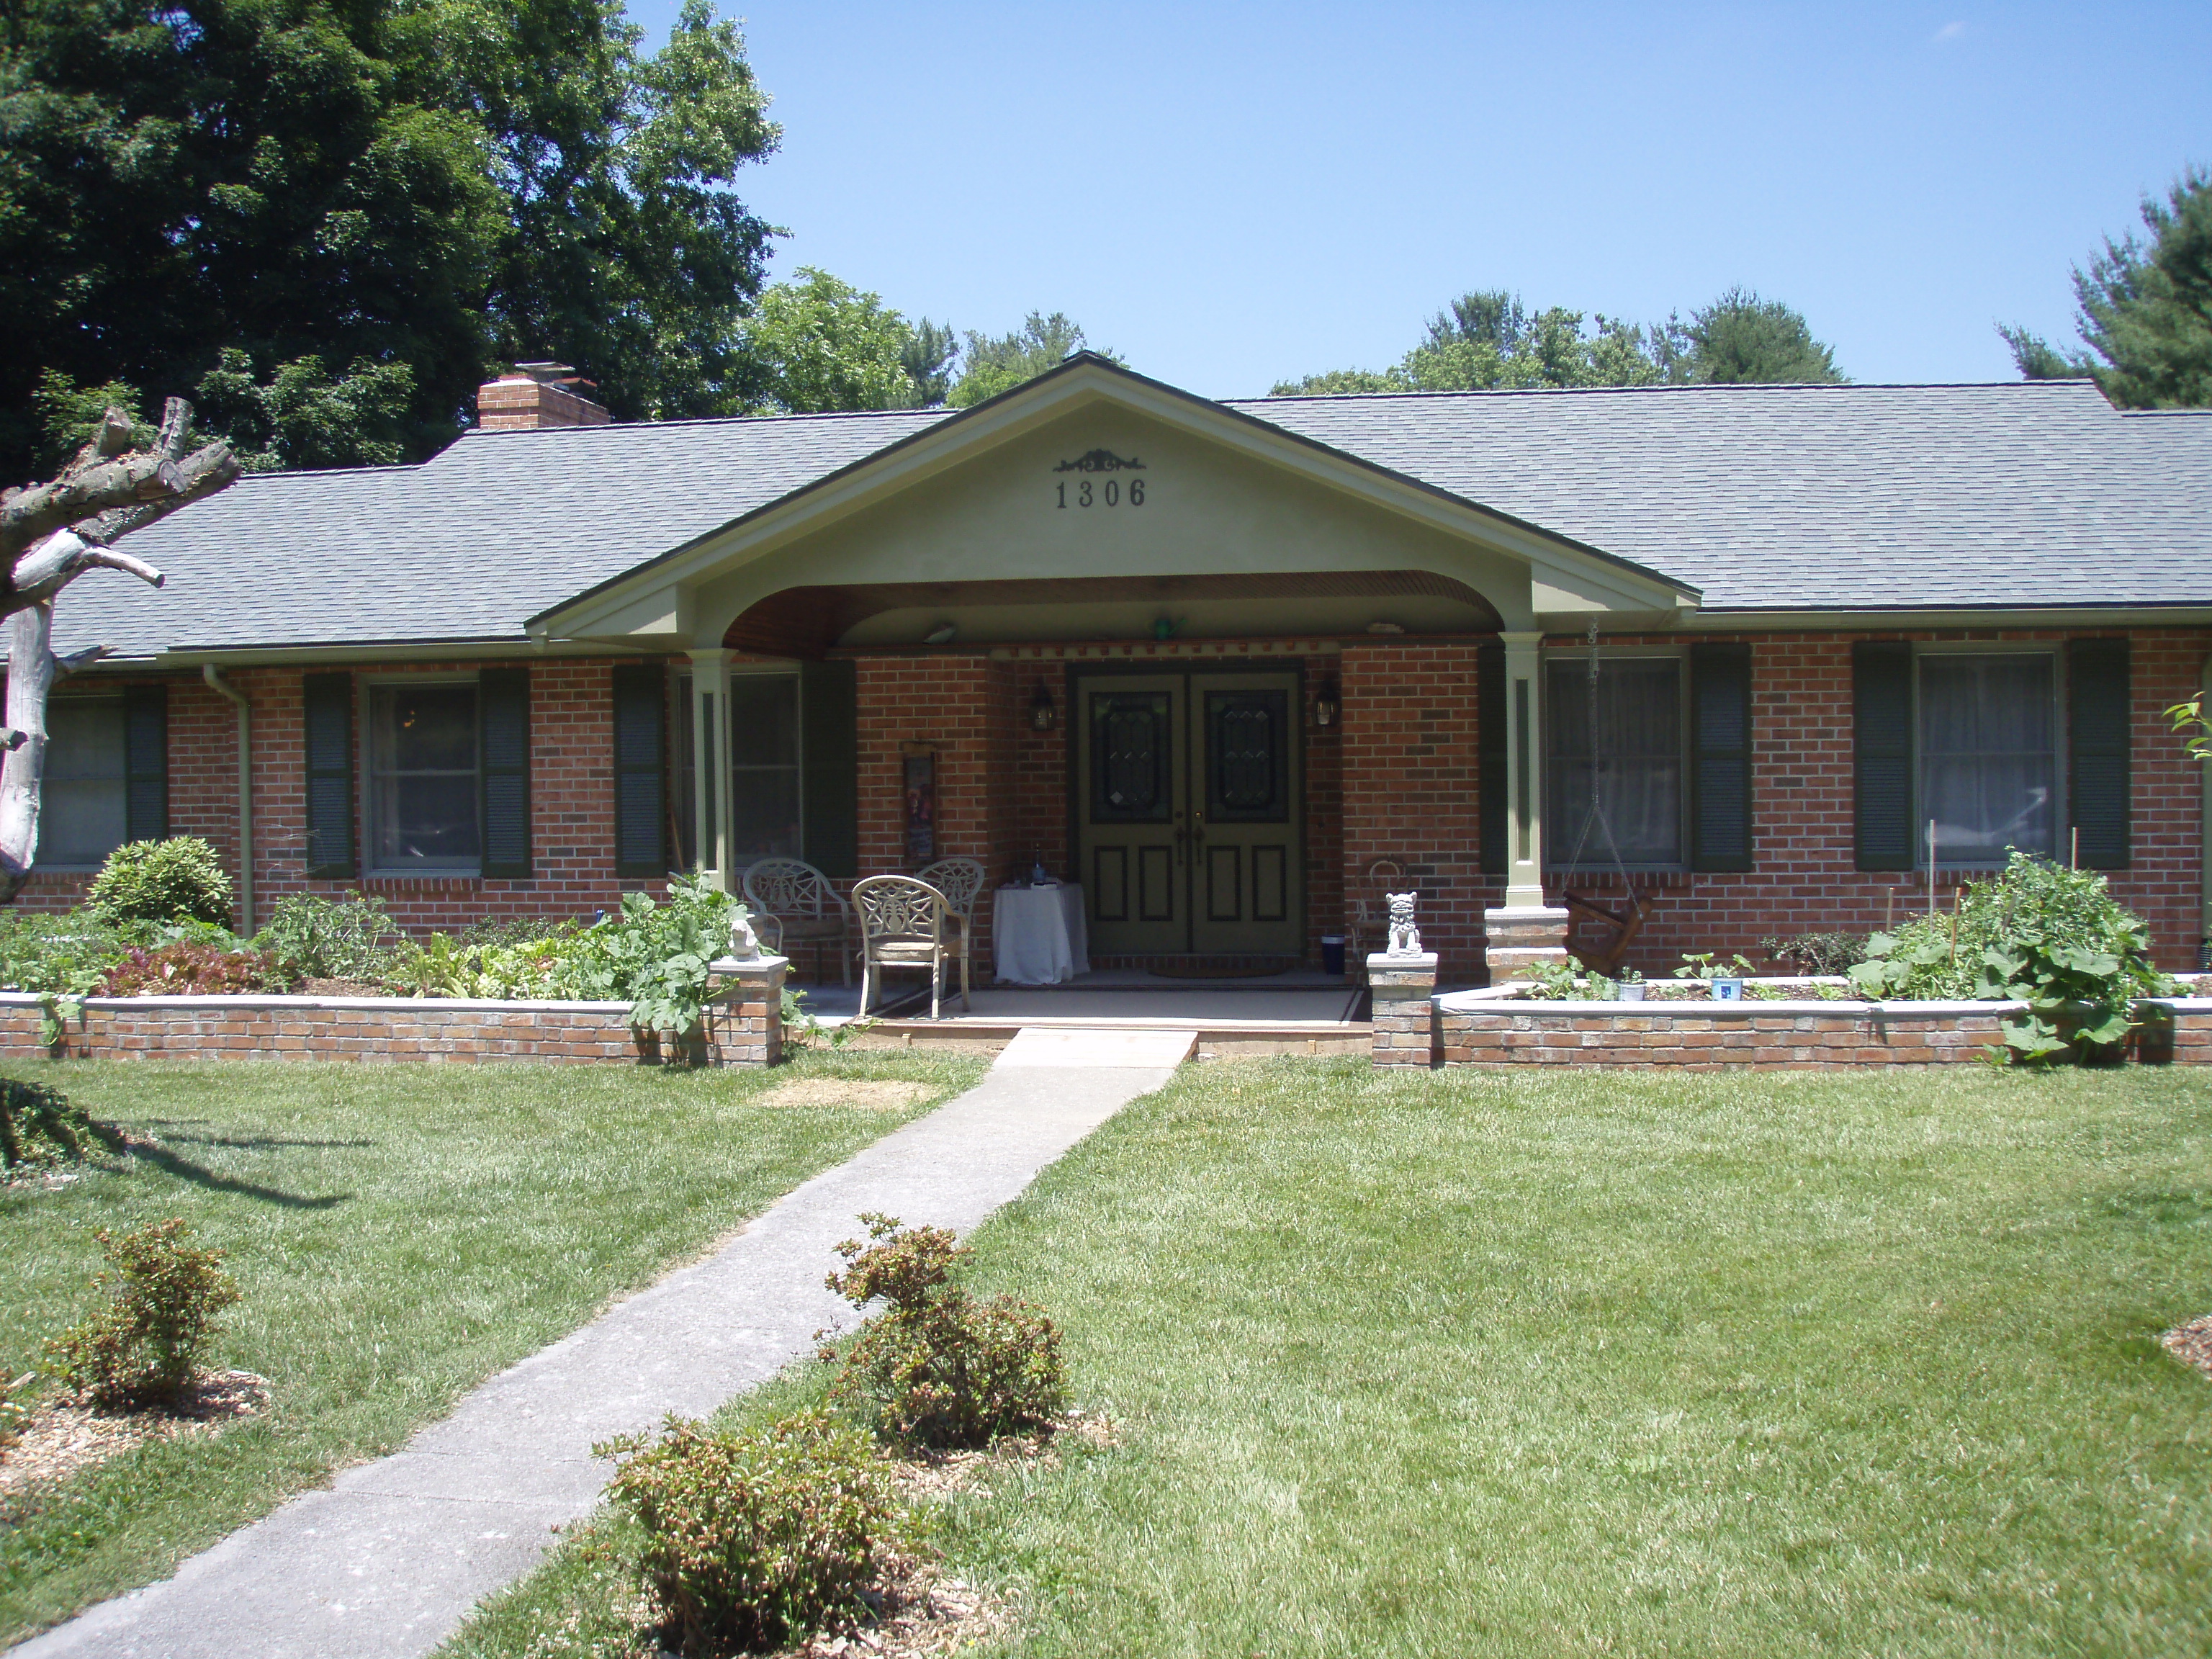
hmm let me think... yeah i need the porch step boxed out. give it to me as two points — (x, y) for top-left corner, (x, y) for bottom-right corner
(996, 1027), (1198, 1068)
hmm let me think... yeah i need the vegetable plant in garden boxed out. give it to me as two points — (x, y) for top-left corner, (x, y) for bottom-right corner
(1848, 850), (2170, 1059)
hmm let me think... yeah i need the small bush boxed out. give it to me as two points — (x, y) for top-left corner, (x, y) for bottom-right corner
(256, 891), (400, 981)
(1761, 931), (1867, 976)
(86, 837), (234, 927)
(47, 1218), (241, 1407)
(0, 1076), (105, 1169)
(99, 940), (282, 996)
(600, 1409), (894, 1654)
(826, 1213), (1065, 1448)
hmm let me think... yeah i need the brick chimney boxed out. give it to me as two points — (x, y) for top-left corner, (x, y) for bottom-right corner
(475, 362), (611, 431)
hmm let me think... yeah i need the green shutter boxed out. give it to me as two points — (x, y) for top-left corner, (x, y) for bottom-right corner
(2068, 637), (2130, 869)
(612, 664), (667, 878)
(1853, 642), (1915, 871)
(799, 660), (858, 879)
(122, 683), (168, 842)
(1690, 643), (1753, 871)
(478, 667), (531, 879)
(1478, 642), (1507, 875)
(302, 672), (355, 878)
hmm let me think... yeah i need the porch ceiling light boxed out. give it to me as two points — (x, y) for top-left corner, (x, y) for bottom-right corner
(1030, 680), (1056, 730)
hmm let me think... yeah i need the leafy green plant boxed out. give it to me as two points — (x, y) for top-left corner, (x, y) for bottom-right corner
(1848, 851), (2170, 1060)
(598, 1409), (894, 1655)
(1760, 932), (1867, 976)
(2168, 693), (2209, 761)
(0, 1075), (109, 1169)
(47, 1218), (242, 1406)
(256, 891), (401, 981)
(566, 873), (752, 1039)
(85, 837), (235, 927)
(98, 940), (282, 996)
(825, 1213), (1066, 1448)
(1522, 960), (1615, 1000)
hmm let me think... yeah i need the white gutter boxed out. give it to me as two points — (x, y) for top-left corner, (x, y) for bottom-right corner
(200, 665), (253, 934)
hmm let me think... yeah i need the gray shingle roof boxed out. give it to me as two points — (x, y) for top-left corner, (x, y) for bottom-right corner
(50, 374), (2212, 660)
(1228, 379), (2212, 613)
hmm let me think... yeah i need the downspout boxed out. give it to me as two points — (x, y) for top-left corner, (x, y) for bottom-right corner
(202, 665), (253, 934)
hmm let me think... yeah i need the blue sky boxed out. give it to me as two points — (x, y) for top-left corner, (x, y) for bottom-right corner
(625, 2), (2211, 397)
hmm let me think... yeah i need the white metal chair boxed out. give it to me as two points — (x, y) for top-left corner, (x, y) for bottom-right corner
(853, 875), (970, 1020)
(741, 858), (853, 985)
(914, 857), (986, 942)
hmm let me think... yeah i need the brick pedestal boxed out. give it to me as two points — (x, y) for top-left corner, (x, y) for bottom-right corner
(1483, 905), (1570, 981)
(703, 954), (788, 1066)
(1368, 951), (1439, 1068)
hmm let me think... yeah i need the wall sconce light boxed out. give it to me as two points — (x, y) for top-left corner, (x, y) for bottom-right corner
(1030, 680), (1057, 731)
(1313, 679), (1341, 728)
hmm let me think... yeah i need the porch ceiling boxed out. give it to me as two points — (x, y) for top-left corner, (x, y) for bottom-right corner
(723, 569), (1506, 657)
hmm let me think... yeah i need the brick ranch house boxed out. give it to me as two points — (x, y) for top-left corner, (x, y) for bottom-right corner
(24, 354), (2212, 986)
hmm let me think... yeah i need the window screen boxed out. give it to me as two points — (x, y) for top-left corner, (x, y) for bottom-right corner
(369, 683), (480, 869)
(1917, 654), (2056, 863)
(1547, 657), (1683, 865)
(727, 673), (801, 863)
(43, 698), (129, 866)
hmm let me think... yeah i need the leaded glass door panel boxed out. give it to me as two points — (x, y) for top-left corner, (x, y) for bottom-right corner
(1076, 675), (1187, 954)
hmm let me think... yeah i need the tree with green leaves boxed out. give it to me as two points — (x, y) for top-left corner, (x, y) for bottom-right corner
(1273, 287), (1843, 395)
(950, 313), (1109, 406)
(2, 0), (779, 480)
(2002, 168), (2212, 408)
(744, 269), (929, 413)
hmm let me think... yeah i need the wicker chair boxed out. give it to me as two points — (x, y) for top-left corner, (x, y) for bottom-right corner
(741, 858), (853, 986)
(853, 875), (970, 1020)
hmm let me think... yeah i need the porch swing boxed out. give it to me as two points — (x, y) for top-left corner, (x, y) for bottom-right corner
(1558, 623), (1662, 974)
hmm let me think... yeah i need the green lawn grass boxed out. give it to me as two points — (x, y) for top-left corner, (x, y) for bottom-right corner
(0, 1049), (985, 1646)
(446, 1060), (2212, 1659)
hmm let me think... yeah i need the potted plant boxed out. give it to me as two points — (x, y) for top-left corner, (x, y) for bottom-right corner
(1617, 967), (1646, 1002)
(1708, 953), (1758, 1001)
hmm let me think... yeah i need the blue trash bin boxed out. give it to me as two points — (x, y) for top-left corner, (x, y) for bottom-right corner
(1321, 935), (1346, 976)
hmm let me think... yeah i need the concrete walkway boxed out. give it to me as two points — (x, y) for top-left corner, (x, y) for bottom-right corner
(13, 1028), (1193, 1659)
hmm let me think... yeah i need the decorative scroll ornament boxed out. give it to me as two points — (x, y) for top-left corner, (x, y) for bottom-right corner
(1053, 449), (1146, 474)
(1386, 891), (1423, 957)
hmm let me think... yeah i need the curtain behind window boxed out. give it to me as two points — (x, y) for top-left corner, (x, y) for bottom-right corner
(1918, 655), (2055, 861)
(1547, 657), (1682, 865)
(44, 698), (127, 866)
(727, 674), (801, 863)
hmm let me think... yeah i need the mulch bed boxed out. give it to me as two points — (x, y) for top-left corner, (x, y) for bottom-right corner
(2160, 1314), (2212, 1380)
(0, 1370), (269, 1503)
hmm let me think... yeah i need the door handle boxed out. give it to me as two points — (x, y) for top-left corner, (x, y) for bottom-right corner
(1190, 811), (1206, 845)
(1173, 825), (1187, 866)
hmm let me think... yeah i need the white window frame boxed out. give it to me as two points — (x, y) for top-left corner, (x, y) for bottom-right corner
(1910, 643), (2065, 870)
(724, 666), (805, 874)
(1545, 646), (1693, 873)
(361, 674), (482, 877)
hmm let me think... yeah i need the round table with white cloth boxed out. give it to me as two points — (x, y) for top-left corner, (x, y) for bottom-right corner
(991, 883), (1089, 985)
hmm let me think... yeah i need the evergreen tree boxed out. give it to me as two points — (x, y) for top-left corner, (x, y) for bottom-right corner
(2002, 168), (2212, 408)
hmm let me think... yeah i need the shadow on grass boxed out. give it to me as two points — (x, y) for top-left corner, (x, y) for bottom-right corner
(123, 1141), (351, 1210)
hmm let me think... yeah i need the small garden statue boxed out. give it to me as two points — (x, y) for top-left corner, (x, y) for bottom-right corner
(1386, 891), (1422, 956)
(727, 909), (764, 963)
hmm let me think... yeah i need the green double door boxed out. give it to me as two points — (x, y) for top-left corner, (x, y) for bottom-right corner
(1074, 670), (1303, 957)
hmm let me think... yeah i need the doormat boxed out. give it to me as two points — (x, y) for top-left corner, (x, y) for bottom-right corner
(1145, 959), (1292, 979)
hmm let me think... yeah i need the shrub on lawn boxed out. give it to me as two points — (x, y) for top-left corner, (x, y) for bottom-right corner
(0, 1076), (104, 1169)
(256, 891), (402, 981)
(1849, 850), (2170, 1059)
(600, 1409), (894, 1654)
(99, 940), (282, 996)
(47, 1218), (242, 1407)
(826, 1213), (1065, 1447)
(86, 837), (235, 928)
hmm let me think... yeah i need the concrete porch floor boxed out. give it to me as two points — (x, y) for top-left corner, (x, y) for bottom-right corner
(786, 970), (1372, 1057)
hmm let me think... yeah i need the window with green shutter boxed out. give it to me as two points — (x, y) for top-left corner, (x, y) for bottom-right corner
(612, 664), (667, 878)
(2067, 638), (2130, 868)
(799, 660), (858, 879)
(1852, 642), (1914, 871)
(477, 667), (531, 878)
(1690, 643), (1752, 871)
(302, 673), (356, 878)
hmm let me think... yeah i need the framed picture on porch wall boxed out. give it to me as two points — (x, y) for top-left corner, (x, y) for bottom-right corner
(901, 743), (936, 867)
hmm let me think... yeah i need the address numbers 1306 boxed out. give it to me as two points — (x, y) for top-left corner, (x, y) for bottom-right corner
(1056, 477), (1145, 509)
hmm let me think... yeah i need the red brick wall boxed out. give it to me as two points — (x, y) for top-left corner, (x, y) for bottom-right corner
(1558, 629), (2208, 978)
(1339, 640), (1488, 983)
(23, 658), (672, 935)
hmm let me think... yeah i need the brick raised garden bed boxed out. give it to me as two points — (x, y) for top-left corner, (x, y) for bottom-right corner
(0, 959), (786, 1068)
(1408, 982), (2212, 1071)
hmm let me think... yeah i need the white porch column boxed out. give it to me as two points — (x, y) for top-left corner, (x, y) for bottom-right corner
(688, 649), (732, 890)
(1486, 629), (1570, 980)
(1499, 630), (1547, 909)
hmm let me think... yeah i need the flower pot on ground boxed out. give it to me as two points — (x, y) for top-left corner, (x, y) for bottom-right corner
(1618, 981), (1646, 1002)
